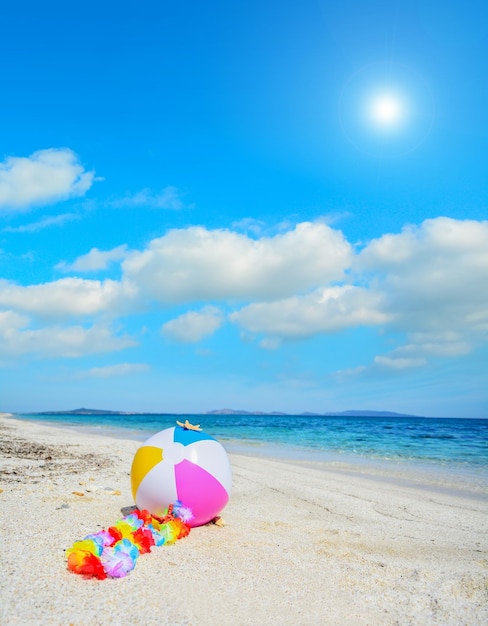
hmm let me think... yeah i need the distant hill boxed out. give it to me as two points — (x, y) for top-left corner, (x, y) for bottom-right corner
(322, 410), (419, 417)
(35, 408), (131, 415)
(33, 407), (420, 418)
(206, 409), (419, 417)
(205, 408), (288, 416)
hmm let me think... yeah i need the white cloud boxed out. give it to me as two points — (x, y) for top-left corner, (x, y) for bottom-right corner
(112, 186), (187, 210)
(334, 354), (426, 382)
(231, 286), (389, 339)
(122, 221), (352, 304)
(357, 216), (488, 344)
(373, 355), (427, 370)
(0, 311), (136, 358)
(161, 306), (224, 343)
(228, 216), (488, 364)
(329, 218), (488, 378)
(231, 217), (266, 235)
(2, 216), (486, 371)
(0, 277), (137, 319)
(0, 148), (95, 211)
(58, 245), (129, 272)
(391, 332), (471, 358)
(78, 363), (149, 378)
(3, 212), (79, 233)
(321, 211), (352, 226)
(259, 337), (282, 350)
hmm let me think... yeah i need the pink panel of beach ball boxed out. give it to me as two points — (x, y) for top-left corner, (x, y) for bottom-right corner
(175, 459), (230, 527)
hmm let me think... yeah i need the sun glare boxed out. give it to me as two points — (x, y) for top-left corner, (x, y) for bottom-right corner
(369, 93), (404, 128)
(339, 62), (434, 157)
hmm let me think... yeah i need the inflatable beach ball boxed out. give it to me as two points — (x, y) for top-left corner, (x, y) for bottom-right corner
(131, 422), (232, 527)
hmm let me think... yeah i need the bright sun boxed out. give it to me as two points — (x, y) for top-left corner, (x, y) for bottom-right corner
(369, 93), (404, 127)
(339, 62), (434, 157)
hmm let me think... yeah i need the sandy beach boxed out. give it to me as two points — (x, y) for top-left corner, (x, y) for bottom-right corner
(1, 413), (487, 625)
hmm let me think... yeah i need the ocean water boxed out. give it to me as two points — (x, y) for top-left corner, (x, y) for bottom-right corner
(16, 412), (488, 473)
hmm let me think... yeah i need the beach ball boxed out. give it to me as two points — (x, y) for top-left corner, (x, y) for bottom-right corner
(131, 422), (232, 527)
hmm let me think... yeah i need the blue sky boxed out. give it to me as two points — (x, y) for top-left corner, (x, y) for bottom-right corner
(1, 0), (487, 417)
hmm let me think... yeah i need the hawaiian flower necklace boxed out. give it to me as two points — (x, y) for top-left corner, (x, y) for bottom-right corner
(66, 501), (192, 579)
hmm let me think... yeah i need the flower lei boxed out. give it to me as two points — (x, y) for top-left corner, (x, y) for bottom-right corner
(66, 501), (193, 579)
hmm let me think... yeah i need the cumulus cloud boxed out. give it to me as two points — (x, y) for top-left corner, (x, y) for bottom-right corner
(112, 186), (187, 210)
(225, 216), (488, 371)
(2, 215), (487, 366)
(58, 245), (129, 272)
(231, 286), (389, 339)
(122, 222), (352, 304)
(0, 277), (137, 319)
(357, 216), (488, 346)
(328, 218), (488, 379)
(0, 311), (136, 358)
(161, 306), (224, 343)
(0, 148), (95, 211)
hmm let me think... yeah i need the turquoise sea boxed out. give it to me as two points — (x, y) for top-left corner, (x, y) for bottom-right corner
(15, 412), (488, 477)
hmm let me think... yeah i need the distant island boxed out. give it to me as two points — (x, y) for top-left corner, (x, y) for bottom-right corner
(36, 408), (118, 415)
(206, 409), (419, 417)
(33, 407), (420, 418)
(324, 410), (419, 417)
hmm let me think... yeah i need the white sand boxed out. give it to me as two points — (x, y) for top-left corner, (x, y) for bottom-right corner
(1, 413), (487, 625)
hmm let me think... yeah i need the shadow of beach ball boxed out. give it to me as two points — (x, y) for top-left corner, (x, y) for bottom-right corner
(130, 425), (232, 527)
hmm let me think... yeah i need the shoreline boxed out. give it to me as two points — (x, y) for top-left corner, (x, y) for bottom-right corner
(6, 412), (488, 500)
(1, 413), (487, 625)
